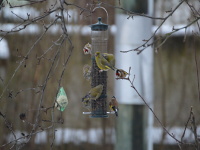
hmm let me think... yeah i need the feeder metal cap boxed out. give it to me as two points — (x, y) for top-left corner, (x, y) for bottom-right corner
(91, 17), (108, 31)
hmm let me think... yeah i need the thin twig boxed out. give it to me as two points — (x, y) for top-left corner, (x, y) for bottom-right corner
(120, 0), (186, 54)
(190, 109), (199, 149)
(117, 68), (183, 144)
(181, 107), (193, 142)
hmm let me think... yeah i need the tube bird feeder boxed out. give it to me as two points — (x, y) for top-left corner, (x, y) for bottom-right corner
(90, 17), (108, 118)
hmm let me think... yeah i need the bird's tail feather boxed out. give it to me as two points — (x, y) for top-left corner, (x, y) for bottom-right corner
(112, 106), (118, 117)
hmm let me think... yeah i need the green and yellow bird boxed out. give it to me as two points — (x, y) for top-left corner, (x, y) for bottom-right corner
(95, 52), (116, 71)
(82, 84), (104, 107)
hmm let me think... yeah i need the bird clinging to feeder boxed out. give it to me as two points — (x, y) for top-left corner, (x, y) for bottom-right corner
(109, 96), (119, 117)
(82, 84), (104, 111)
(95, 51), (116, 72)
(82, 84), (103, 103)
(83, 43), (92, 55)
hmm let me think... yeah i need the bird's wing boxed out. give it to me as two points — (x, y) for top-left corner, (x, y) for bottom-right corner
(101, 54), (115, 70)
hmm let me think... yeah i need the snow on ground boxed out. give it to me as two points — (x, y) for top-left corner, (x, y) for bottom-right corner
(153, 126), (196, 144)
(35, 128), (115, 145)
(4, 128), (115, 145)
(5, 126), (200, 145)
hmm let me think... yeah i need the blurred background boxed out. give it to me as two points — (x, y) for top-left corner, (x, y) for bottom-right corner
(0, 0), (200, 150)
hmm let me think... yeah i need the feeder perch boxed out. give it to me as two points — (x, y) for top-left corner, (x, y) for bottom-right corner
(90, 17), (109, 118)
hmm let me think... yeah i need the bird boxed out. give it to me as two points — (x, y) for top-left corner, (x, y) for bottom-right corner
(102, 53), (115, 68)
(95, 52), (116, 71)
(83, 43), (92, 55)
(83, 64), (92, 81)
(109, 96), (119, 117)
(82, 95), (92, 110)
(82, 84), (103, 101)
(55, 87), (68, 111)
(19, 113), (26, 122)
(116, 69), (129, 78)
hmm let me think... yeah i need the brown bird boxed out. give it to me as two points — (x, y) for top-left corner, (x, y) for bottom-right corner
(109, 96), (119, 117)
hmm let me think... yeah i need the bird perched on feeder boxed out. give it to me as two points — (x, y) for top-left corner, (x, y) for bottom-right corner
(109, 96), (119, 117)
(116, 69), (129, 79)
(95, 52), (116, 72)
(83, 43), (92, 55)
(83, 64), (92, 81)
(82, 84), (104, 102)
(102, 53), (115, 67)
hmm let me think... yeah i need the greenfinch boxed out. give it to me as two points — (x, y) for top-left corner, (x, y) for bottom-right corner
(95, 52), (116, 71)
(82, 84), (103, 101)
(109, 96), (119, 117)
(102, 53), (115, 67)
(116, 69), (129, 78)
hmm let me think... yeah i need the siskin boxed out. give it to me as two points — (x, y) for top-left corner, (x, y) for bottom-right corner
(83, 43), (92, 55)
(109, 96), (119, 117)
(82, 95), (92, 110)
(83, 64), (92, 81)
(95, 52), (116, 71)
(116, 69), (129, 78)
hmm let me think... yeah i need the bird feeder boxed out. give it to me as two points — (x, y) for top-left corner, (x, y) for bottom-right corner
(90, 16), (109, 118)
(82, 6), (115, 118)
